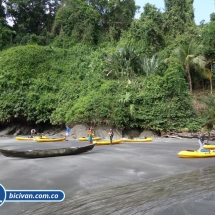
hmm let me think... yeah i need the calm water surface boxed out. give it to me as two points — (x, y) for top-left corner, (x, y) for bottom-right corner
(21, 165), (215, 215)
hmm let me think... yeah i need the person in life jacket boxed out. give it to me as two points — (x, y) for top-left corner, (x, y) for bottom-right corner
(88, 127), (93, 144)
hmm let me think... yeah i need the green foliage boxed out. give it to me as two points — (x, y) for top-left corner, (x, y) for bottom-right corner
(0, 25), (13, 50)
(141, 54), (163, 76)
(0, 0), (212, 132)
(0, 41), (205, 132)
(210, 13), (215, 22)
(0, 45), (64, 123)
(50, 80), (131, 128)
(103, 46), (142, 79)
(6, 0), (59, 34)
(165, 40), (206, 93)
(0, 1), (14, 50)
(52, 0), (100, 46)
(160, 0), (198, 62)
(200, 95), (215, 129)
(52, 0), (138, 47)
(163, 0), (195, 38)
(129, 4), (165, 54)
(202, 21), (215, 50)
(131, 69), (201, 131)
(88, 0), (138, 42)
(51, 62), (201, 131)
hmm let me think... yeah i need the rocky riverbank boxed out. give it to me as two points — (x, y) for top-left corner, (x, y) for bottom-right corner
(0, 123), (158, 139)
(0, 123), (215, 140)
(163, 130), (215, 141)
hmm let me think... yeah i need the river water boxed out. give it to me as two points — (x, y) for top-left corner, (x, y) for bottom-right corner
(21, 165), (215, 215)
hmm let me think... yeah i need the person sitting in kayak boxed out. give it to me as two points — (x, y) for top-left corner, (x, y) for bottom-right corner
(30, 129), (36, 138)
(198, 133), (209, 151)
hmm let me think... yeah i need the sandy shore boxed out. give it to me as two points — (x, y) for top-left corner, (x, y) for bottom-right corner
(0, 137), (215, 215)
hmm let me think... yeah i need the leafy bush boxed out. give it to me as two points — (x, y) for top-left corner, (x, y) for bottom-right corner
(0, 44), (204, 132)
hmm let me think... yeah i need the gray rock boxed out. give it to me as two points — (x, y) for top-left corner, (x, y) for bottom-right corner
(139, 130), (159, 138)
(70, 124), (88, 139)
(123, 128), (141, 139)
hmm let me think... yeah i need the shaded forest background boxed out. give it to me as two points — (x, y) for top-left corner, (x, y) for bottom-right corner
(1, 0), (215, 132)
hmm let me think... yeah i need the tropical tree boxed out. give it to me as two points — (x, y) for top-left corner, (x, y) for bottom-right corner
(0, 0), (5, 23)
(201, 95), (215, 129)
(0, 1), (13, 50)
(210, 13), (215, 22)
(103, 46), (142, 79)
(163, 0), (195, 39)
(202, 21), (215, 94)
(203, 49), (215, 94)
(87, 0), (138, 41)
(164, 0), (194, 22)
(52, 0), (99, 45)
(165, 40), (206, 93)
(129, 3), (165, 54)
(5, 0), (59, 44)
(141, 54), (162, 76)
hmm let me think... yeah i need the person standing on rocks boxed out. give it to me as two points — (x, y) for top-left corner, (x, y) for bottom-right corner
(108, 128), (114, 145)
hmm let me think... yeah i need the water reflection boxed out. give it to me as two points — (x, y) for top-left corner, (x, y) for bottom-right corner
(21, 166), (215, 215)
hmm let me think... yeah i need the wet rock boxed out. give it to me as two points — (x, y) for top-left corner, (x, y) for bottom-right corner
(70, 124), (88, 139)
(139, 130), (159, 138)
(0, 125), (21, 136)
(122, 128), (141, 139)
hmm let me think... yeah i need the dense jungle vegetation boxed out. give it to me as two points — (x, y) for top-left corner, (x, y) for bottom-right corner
(0, 0), (215, 132)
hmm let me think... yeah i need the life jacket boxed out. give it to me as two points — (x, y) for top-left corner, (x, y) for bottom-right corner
(88, 130), (93, 137)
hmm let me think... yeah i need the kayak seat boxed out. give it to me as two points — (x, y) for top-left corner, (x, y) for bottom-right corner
(200, 149), (210, 152)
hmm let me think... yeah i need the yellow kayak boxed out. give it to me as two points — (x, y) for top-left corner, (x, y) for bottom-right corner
(122, 138), (153, 142)
(94, 139), (122, 145)
(34, 137), (66, 142)
(78, 137), (101, 141)
(178, 149), (215, 158)
(16, 136), (46, 141)
(204, 145), (215, 150)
